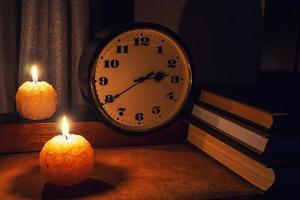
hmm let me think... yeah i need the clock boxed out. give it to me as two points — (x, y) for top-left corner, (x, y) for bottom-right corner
(79, 22), (193, 135)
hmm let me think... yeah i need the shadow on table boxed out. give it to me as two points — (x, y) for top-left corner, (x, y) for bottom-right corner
(10, 161), (129, 199)
(41, 178), (113, 199)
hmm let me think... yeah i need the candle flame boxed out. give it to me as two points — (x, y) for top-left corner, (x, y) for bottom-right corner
(31, 65), (38, 83)
(61, 116), (70, 139)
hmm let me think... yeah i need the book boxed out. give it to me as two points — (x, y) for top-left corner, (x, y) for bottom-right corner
(187, 121), (300, 192)
(198, 84), (300, 131)
(191, 102), (300, 155)
(188, 116), (300, 167)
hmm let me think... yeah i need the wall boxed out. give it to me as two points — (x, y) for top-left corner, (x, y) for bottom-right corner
(261, 0), (300, 72)
(135, 0), (264, 84)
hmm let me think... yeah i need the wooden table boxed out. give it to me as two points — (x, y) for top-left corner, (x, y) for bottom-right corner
(0, 144), (261, 200)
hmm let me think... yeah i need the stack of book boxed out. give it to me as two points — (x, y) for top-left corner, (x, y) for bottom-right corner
(187, 84), (300, 193)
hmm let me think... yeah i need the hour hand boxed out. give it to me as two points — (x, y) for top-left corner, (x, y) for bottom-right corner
(134, 71), (155, 83)
(134, 71), (169, 83)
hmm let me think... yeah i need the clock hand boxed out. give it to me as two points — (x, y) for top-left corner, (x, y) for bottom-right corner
(134, 71), (169, 83)
(133, 71), (155, 83)
(102, 71), (170, 105)
(114, 71), (170, 100)
(102, 71), (155, 105)
(113, 82), (139, 99)
(152, 71), (169, 82)
(115, 71), (155, 98)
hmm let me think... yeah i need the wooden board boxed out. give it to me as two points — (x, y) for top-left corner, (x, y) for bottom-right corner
(0, 144), (261, 199)
(0, 106), (187, 154)
(0, 119), (186, 154)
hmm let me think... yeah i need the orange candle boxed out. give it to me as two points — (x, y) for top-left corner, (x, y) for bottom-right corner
(16, 65), (57, 120)
(39, 116), (94, 185)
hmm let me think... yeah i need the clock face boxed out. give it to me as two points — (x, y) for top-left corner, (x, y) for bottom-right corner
(90, 27), (192, 133)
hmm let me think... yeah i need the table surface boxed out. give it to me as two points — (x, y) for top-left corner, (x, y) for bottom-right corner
(0, 144), (260, 200)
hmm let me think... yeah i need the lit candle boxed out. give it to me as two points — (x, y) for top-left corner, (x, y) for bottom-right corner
(16, 65), (58, 120)
(39, 116), (94, 185)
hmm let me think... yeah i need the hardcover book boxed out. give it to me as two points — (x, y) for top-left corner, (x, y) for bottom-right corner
(187, 121), (300, 192)
(198, 83), (300, 131)
(191, 102), (300, 155)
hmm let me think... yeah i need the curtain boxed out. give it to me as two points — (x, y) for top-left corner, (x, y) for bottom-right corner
(0, 0), (18, 113)
(19, 0), (90, 111)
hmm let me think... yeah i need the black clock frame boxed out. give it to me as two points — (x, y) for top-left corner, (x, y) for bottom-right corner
(79, 22), (195, 136)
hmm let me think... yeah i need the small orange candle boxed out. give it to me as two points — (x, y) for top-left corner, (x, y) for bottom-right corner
(39, 116), (94, 185)
(16, 65), (57, 120)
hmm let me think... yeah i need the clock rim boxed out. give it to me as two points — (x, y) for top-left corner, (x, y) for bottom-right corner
(81, 22), (195, 136)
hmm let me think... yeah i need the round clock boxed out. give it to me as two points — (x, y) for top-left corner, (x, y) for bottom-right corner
(79, 22), (193, 135)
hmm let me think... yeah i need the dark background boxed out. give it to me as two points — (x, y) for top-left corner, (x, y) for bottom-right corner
(0, 0), (300, 113)
(95, 0), (300, 84)
(135, 0), (263, 84)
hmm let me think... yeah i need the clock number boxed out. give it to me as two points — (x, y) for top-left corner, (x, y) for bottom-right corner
(168, 59), (176, 68)
(104, 59), (119, 68)
(134, 37), (150, 46)
(99, 77), (108, 85)
(171, 76), (180, 83)
(105, 95), (114, 103)
(152, 106), (160, 114)
(135, 113), (144, 121)
(157, 46), (163, 54)
(117, 45), (128, 54)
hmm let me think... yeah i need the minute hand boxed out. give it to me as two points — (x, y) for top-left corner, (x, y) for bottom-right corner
(112, 71), (155, 100)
